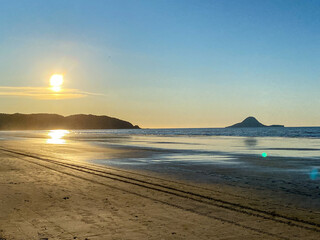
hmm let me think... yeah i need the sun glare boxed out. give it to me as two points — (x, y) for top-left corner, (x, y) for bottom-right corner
(50, 74), (63, 92)
(47, 130), (70, 144)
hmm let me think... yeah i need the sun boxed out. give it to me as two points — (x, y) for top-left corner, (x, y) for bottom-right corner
(50, 74), (63, 92)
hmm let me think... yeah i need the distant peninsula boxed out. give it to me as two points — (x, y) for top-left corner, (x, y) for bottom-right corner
(226, 116), (284, 128)
(0, 113), (140, 130)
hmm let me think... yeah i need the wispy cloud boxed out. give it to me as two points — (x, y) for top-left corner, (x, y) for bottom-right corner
(0, 86), (101, 100)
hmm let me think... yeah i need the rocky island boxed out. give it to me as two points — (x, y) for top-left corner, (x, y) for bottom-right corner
(226, 116), (284, 128)
(0, 113), (140, 130)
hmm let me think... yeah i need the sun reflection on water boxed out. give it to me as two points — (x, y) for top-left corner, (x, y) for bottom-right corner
(47, 130), (70, 144)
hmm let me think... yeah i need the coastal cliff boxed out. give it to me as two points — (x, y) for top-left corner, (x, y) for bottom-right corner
(0, 113), (140, 130)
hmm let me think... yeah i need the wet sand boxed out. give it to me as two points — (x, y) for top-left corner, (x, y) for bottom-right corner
(1, 141), (320, 239)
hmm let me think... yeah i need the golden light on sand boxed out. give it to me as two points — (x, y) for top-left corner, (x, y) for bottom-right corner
(50, 74), (64, 92)
(47, 130), (70, 144)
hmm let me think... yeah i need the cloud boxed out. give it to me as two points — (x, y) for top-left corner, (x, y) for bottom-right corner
(0, 86), (101, 100)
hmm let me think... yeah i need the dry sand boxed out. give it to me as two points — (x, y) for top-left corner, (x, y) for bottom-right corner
(1, 146), (320, 240)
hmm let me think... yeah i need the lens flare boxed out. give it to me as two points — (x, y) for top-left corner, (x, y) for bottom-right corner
(310, 168), (318, 180)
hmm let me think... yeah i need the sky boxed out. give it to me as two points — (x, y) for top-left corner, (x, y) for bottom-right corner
(0, 0), (320, 128)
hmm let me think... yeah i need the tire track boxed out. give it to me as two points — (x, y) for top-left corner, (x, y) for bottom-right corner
(2, 151), (286, 240)
(1, 147), (320, 238)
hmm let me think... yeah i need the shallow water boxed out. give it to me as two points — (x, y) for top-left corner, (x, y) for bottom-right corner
(1, 128), (320, 179)
(1, 128), (320, 210)
(1, 128), (320, 160)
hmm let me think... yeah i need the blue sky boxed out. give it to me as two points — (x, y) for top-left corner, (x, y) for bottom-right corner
(0, 0), (319, 127)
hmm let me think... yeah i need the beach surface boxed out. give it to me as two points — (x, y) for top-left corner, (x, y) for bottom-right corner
(1, 129), (320, 239)
(0, 147), (319, 239)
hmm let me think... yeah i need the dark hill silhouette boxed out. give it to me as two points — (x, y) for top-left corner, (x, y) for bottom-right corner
(226, 116), (284, 128)
(0, 113), (140, 130)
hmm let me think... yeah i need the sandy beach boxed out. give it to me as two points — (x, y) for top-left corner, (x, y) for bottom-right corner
(2, 0), (320, 238)
(1, 137), (320, 240)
